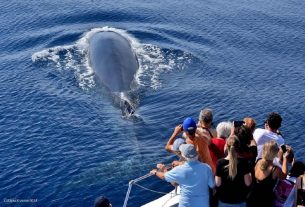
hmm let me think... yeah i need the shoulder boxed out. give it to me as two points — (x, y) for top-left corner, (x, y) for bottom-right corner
(266, 132), (284, 145)
(197, 162), (214, 174)
(168, 163), (187, 173)
(255, 158), (263, 167)
(199, 161), (212, 169)
(275, 134), (284, 145)
(216, 158), (228, 166)
(197, 127), (213, 138)
(253, 128), (266, 138)
(210, 127), (217, 136)
(195, 134), (209, 145)
(165, 165), (185, 179)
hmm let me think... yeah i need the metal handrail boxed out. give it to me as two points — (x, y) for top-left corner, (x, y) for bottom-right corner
(123, 173), (153, 207)
(123, 164), (178, 207)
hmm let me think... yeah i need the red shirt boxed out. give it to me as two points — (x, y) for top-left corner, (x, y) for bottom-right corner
(209, 138), (226, 166)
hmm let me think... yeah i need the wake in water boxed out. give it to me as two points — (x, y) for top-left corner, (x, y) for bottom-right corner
(32, 26), (192, 116)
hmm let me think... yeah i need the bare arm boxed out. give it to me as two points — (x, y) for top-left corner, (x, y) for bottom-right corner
(150, 168), (178, 186)
(165, 125), (183, 152)
(196, 129), (211, 145)
(275, 153), (288, 180)
(281, 154), (288, 176)
(215, 176), (222, 187)
(172, 160), (184, 167)
(150, 169), (166, 180)
(244, 173), (252, 186)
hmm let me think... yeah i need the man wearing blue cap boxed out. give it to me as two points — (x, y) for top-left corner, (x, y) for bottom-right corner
(165, 117), (215, 172)
(165, 117), (200, 154)
(151, 143), (215, 207)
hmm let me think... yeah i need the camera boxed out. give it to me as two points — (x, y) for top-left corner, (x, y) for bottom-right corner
(281, 145), (287, 153)
(233, 120), (245, 127)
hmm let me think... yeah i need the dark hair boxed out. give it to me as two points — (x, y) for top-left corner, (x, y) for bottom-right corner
(234, 125), (253, 149)
(188, 128), (197, 136)
(289, 161), (305, 177)
(266, 112), (282, 130)
(95, 196), (110, 207)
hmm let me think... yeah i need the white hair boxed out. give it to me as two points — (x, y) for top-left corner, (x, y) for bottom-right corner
(216, 122), (232, 139)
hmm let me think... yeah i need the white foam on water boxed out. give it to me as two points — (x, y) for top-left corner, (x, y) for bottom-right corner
(32, 26), (191, 90)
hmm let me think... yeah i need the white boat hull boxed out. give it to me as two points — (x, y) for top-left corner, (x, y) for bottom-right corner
(141, 187), (180, 207)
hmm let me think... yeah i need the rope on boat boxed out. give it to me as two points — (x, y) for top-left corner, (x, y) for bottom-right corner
(132, 182), (169, 195)
(123, 164), (176, 207)
(123, 173), (154, 207)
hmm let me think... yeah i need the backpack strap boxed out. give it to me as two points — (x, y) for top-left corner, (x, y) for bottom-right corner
(271, 165), (277, 173)
(271, 165), (277, 177)
(200, 126), (214, 138)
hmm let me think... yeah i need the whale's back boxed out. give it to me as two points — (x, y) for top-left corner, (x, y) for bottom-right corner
(89, 32), (138, 92)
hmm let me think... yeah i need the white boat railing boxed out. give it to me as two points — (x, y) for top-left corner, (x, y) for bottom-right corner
(123, 173), (152, 207)
(123, 172), (178, 207)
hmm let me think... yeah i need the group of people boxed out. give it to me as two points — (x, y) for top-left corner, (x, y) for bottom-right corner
(150, 108), (305, 207)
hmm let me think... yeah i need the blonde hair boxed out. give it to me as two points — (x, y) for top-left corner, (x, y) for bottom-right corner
(225, 135), (239, 179)
(260, 140), (279, 171)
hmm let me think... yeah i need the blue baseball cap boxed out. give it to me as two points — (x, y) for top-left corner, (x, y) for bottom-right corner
(183, 117), (197, 135)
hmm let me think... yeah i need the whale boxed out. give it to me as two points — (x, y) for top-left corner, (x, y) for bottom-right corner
(89, 31), (139, 116)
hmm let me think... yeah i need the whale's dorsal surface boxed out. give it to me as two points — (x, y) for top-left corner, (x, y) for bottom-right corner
(89, 31), (139, 92)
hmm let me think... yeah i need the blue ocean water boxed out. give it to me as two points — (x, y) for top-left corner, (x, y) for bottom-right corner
(1, 0), (305, 206)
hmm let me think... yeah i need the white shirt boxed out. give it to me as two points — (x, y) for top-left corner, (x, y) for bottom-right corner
(253, 128), (285, 159)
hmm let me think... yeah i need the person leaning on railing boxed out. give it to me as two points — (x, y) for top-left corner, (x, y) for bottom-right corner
(150, 143), (215, 207)
(165, 117), (215, 173)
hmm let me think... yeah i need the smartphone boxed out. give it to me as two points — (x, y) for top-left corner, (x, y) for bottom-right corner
(281, 145), (287, 153)
(233, 121), (245, 127)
